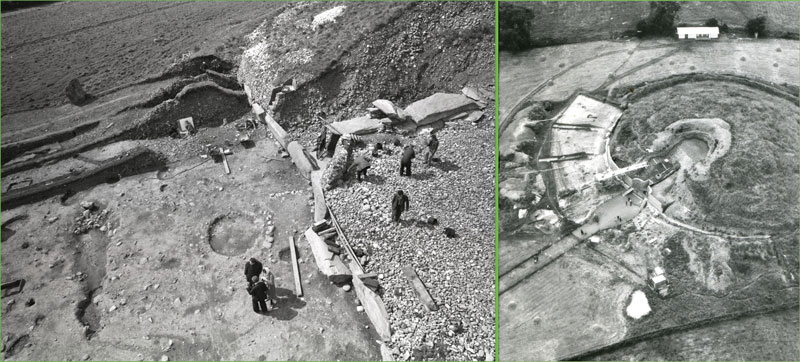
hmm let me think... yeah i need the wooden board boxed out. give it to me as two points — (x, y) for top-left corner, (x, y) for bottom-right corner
(289, 236), (303, 297)
(402, 266), (439, 311)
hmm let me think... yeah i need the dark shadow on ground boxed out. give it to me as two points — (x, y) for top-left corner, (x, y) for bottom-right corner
(407, 170), (436, 181)
(268, 287), (306, 321)
(410, 218), (436, 230)
(429, 158), (461, 172)
(365, 174), (386, 185)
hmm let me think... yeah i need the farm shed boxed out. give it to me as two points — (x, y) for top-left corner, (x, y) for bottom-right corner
(676, 27), (719, 39)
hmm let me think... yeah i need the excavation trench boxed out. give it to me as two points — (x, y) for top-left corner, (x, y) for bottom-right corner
(72, 229), (109, 339)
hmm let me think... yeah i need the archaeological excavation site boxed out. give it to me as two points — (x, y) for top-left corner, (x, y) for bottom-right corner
(498, 2), (799, 361)
(0, 2), (495, 361)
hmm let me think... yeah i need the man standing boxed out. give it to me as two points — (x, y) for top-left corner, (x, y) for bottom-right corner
(244, 257), (263, 287)
(315, 127), (328, 159)
(348, 154), (372, 182)
(262, 267), (277, 307)
(424, 133), (439, 165)
(391, 190), (410, 223)
(247, 276), (270, 313)
(400, 145), (415, 176)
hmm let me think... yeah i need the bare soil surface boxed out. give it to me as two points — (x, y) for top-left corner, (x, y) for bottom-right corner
(1, 1), (288, 116)
(0, 138), (382, 361)
(1, 2), (389, 360)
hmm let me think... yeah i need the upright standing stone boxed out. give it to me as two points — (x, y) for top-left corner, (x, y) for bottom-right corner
(65, 78), (89, 105)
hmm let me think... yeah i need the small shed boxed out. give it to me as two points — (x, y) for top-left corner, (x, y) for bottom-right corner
(676, 27), (719, 40)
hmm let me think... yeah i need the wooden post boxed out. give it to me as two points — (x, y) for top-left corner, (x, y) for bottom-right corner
(289, 235), (303, 297)
(219, 147), (231, 174)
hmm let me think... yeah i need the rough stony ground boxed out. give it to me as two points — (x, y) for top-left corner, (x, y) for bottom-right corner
(326, 116), (496, 361)
(238, 1), (494, 150)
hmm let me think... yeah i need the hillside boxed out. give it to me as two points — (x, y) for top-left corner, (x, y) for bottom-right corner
(238, 1), (494, 147)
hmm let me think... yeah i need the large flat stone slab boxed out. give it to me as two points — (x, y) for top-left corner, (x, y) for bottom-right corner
(403, 93), (480, 126)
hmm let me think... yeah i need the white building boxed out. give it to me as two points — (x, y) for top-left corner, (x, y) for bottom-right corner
(676, 27), (719, 40)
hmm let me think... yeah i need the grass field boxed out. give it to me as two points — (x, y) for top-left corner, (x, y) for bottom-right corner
(589, 308), (799, 361)
(512, 1), (650, 44)
(499, 252), (633, 361)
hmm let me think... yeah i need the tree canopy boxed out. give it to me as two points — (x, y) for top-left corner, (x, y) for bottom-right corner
(498, 3), (534, 52)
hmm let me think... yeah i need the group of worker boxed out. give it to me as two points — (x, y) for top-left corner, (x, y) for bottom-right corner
(347, 133), (439, 181)
(244, 257), (276, 314)
(344, 133), (439, 224)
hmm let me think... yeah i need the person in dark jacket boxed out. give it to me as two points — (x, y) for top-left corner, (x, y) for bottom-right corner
(315, 127), (328, 159)
(348, 155), (372, 182)
(400, 145), (415, 176)
(424, 134), (439, 165)
(244, 258), (263, 287)
(391, 190), (410, 222)
(247, 276), (270, 313)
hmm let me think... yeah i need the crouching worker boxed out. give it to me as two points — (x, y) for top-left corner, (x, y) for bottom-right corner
(348, 154), (372, 182)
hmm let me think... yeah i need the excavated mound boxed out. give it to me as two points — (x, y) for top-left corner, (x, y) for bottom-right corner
(611, 79), (799, 232)
(238, 2), (494, 147)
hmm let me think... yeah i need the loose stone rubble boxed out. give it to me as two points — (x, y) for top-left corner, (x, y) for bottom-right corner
(323, 94), (496, 361)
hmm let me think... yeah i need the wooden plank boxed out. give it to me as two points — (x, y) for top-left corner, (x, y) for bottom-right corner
(402, 266), (439, 311)
(317, 227), (337, 238)
(327, 205), (363, 273)
(289, 236), (303, 297)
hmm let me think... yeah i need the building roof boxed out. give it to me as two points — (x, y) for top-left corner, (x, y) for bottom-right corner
(676, 27), (719, 35)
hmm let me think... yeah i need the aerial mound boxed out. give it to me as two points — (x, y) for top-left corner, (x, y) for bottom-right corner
(611, 79), (799, 232)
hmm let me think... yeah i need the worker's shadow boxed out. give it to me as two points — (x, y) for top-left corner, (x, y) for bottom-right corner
(409, 170), (436, 181)
(429, 159), (460, 172)
(409, 218), (436, 230)
(365, 174), (386, 185)
(269, 287), (306, 321)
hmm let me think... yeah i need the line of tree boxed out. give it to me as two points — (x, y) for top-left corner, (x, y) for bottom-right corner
(745, 16), (767, 38)
(636, 1), (682, 37)
(498, 3), (534, 52)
